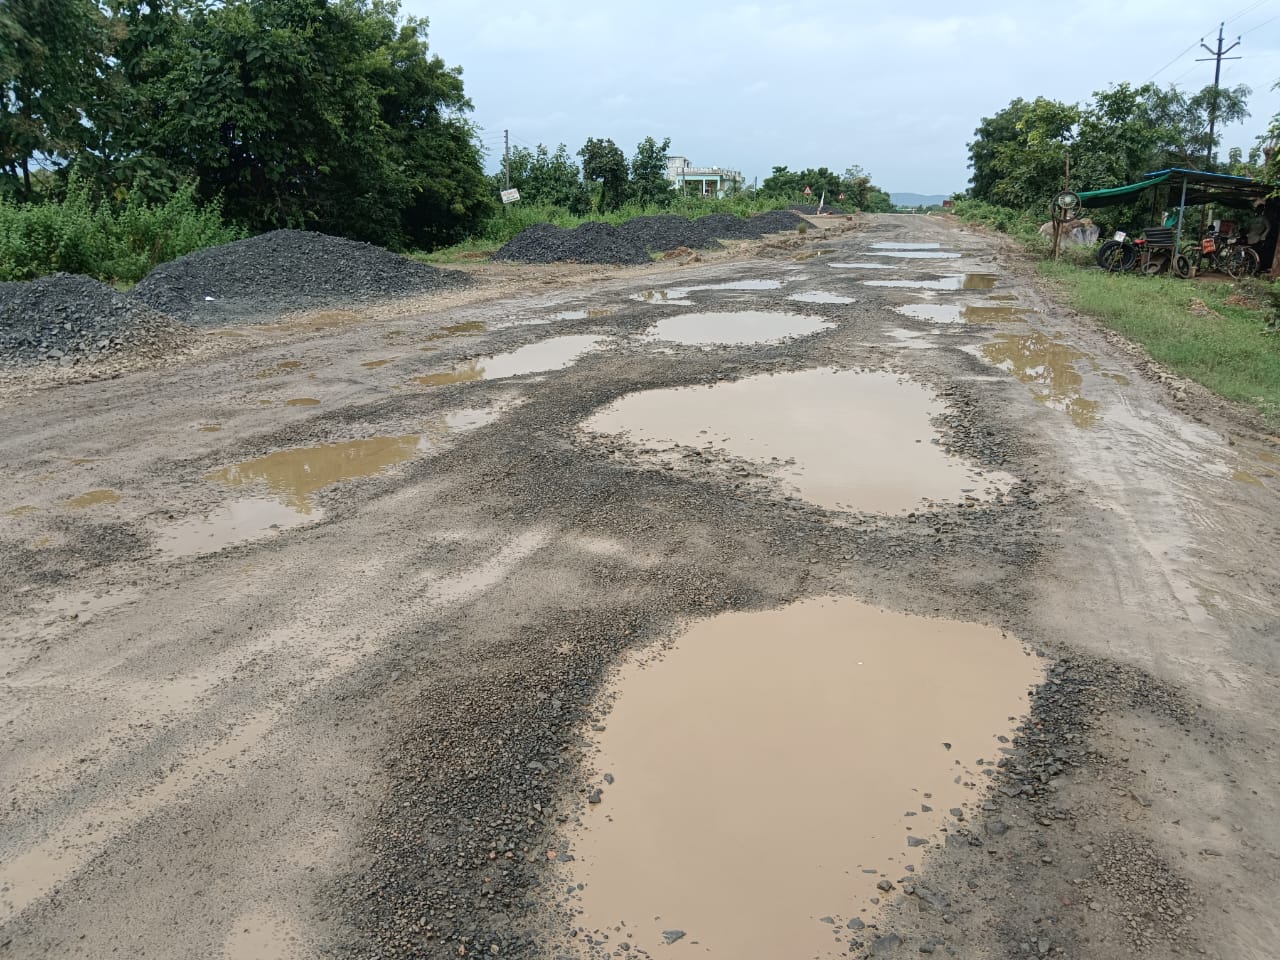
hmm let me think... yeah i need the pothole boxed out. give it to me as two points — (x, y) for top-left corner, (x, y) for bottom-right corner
(871, 242), (943, 250)
(787, 291), (856, 304)
(414, 336), (608, 386)
(975, 332), (1099, 428)
(66, 490), (121, 509)
(631, 280), (784, 303)
(559, 595), (1040, 959)
(645, 312), (832, 346)
(361, 358), (397, 369)
(830, 262), (895, 269)
(873, 250), (962, 259)
(553, 309), (613, 321)
(152, 498), (315, 558)
(894, 303), (1034, 324)
(584, 368), (1010, 512)
(205, 409), (503, 513)
(866, 274), (998, 290)
(284, 397), (321, 406)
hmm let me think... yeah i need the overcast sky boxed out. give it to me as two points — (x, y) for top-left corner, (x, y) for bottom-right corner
(401, 1), (1280, 196)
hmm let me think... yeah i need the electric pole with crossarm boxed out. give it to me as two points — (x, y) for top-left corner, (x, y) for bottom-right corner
(1197, 23), (1241, 171)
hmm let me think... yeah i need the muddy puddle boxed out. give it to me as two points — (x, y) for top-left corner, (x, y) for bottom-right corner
(977, 332), (1099, 428)
(874, 250), (962, 259)
(895, 303), (1033, 324)
(554, 308), (613, 321)
(198, 425), (223, 433)
(631, 280), (783, 304)
(415, 335), (608, 386)
(787, 291), (856, 304)
(563, 595), (1039, 958)
(871, 242), (942, 250)
(886, 328), (934, 350)
(153, 497), (315, 558)
(427, 321), (487, 338)
(867, 274), (997, 290)
(645, 311), (832, 346)
(66, 490), (121, 509)
(284, 398), (321, 407)
(829, 261), (894, 269)
(585, 368), (1009, 512)
(5, 505), (38, 517)
(360, 358), (397, 369)
(207, 409), (501, 513)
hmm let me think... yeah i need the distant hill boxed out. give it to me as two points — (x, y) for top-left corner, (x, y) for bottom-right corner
(890, 192), (949, 208)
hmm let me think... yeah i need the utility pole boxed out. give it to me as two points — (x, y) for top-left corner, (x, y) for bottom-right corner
(1197, 23), (1241, 171)
(503, 129), (510, 190)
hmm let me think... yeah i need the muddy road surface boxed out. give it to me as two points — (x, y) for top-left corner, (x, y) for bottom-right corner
(2, 214), (1278, 960)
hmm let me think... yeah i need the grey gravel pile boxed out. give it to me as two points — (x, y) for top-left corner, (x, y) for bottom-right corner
(614, 215), (724, 253)
(132, 229), (470, 326)
(491, 222), (653, 265)
(693, 208), (809, 239)
(0, 273), (188, 370)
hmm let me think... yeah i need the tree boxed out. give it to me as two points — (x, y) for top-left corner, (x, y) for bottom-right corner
(968, 99), (1035, 203)
(88, 0), (489, 248)
(629, 136), (671, 207)
(578, 137), (627, 212)
(0, 0), (109, 198)
(499, 143), (589, 213)
(985, 97), (1080, 210)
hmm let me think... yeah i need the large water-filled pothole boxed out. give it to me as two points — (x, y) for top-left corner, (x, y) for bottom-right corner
(976, 332), (1099, 428)
(584, 368), (1009, 512)
(895, 303), (1034, 324)
(205, 408), (502, 513)
(631, 280), (784, 304)
(153, 497), (316, 558)
(414, 335), (607, 386)
(871, 242), (942, 250)
(873, 250), (962, 259)
(560, 595), (1040, 958)
(645, 311), (832, 346)
(866, 274), (998, 290)
(787, 290), (856, 304)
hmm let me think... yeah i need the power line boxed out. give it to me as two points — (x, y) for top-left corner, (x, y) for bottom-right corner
(1224, 0), (1269, 25)
(1241, 11), (1280, 34)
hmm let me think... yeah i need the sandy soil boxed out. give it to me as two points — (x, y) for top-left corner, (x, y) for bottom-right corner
(1, 214), (1277, 960)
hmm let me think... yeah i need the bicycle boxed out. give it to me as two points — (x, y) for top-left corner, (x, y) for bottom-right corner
(1192, 232), (1260, 279)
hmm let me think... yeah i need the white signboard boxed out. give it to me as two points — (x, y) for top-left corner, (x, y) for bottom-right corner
(500, 188), (520, 204)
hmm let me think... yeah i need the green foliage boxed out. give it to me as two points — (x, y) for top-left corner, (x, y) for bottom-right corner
(0, 0), (110, 197)
(498, 143), (590, 214)
(578, 137), (629, 212)
(1040, 260), (1280, 424)
(0, 179), (244, 282)
(759, 163), (892, 211)
(629, 136), (672, 207)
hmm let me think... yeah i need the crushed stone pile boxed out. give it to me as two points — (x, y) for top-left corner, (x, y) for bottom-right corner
(615, 215), (724, 253)
(132, 229), (470, 326)
(495, 210), (813, 265)
(492, 222), (653, 265)
(0, 273), (189, 370)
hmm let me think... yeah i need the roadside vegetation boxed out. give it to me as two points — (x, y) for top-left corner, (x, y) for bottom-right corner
(947, 77), (1280, 423)
(2, 2), (894, 280)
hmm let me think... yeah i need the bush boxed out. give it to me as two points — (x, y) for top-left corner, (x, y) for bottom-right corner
(0, 180), (244, 284)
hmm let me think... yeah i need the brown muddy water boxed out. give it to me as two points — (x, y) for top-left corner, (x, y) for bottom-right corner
(361, 358), (397, 369)
(645, 311), (833, 346)
(563, 595), (1040, 959)
(153, 498), (315, 558)
(66, 490), (121, 509)
(584, 368), (1009, 512)
(894, 303), (1034, 324)
(787, 291), (856, 304)
(414, 336), (608, 386)
(977, 332), (1099, 428)
(631, 280), (784, 303)
(866, 274), (998, 291)
(284, 398), (321, 407)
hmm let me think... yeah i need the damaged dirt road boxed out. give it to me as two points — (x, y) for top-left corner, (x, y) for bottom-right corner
(2, 214), (1279, 960)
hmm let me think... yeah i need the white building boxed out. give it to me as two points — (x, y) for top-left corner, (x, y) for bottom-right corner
(665, 156), (744, 198)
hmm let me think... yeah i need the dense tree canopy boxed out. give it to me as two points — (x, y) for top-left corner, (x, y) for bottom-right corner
(629, 136), (672, 207)
(759, 164), (891, 211)
(967, 82), (1254, 214)
(3, 0), (491, 247)
(498, 143), (589, 213)
(578, 137), (628, 212)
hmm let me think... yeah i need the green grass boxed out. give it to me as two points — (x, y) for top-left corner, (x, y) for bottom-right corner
(1039, 261), (1280, 424)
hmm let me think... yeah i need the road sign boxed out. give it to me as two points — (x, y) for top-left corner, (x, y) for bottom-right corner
(838, 193), (846, 200)
(802, 186), (812, 196)
(500, 188), (520, 204)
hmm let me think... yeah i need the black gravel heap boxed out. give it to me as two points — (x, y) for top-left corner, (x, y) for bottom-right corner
(789, 203), (848, 215)
(491, 222), (653, 265)
(693, 208), (809, 239)
(614, 215), (724, 252)
(131, 229), (470, 326)
(0, 273), (188, 370)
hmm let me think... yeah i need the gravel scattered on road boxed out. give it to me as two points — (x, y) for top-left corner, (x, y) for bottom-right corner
(132, 229), (470, 326)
